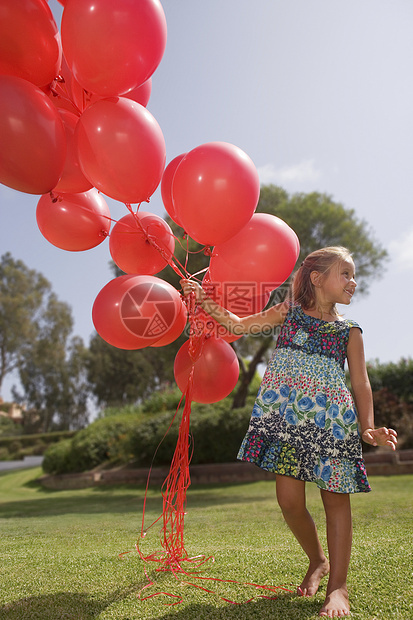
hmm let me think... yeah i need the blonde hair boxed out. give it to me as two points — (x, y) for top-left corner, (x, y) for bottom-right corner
(291, 246), (353, 316)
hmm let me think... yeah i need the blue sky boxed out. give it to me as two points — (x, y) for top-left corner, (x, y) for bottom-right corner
(1, 0), (413, 399)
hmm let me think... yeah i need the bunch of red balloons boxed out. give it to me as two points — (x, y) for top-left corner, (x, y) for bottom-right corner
(0, 0), (300, 405)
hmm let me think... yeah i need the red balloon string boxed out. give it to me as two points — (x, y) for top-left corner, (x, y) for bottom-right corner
(121, 294), (293, 605)
(202, 245), (217, 258)
(112, 207), (293, 605)
(49, 75), (82, 116)
(123, 202), (191, 280)
(48, 190), (115, 239)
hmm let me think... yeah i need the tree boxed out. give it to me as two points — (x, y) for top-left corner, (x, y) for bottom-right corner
(15, 333), (89, 433)
(86, 334), (180, 407)
(162, 186), (388, 408)
(98, 188), (387, 410)
(0, 253), (89, 432)
(0, 252), (50, 394)
(257, 187), (387, 293)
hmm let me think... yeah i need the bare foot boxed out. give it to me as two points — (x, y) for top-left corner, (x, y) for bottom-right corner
(297, 558), (330, 597)
(319, 586), (350, 617)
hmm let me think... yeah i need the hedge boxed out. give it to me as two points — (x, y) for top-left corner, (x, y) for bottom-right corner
(42, 398), (256, 475)
(0, 430), (77, 461)
(42, 414), (145, 475)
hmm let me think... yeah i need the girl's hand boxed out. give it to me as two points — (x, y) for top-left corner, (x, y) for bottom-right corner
(180, 278), (205, 303)
(362, 427), (398, 451)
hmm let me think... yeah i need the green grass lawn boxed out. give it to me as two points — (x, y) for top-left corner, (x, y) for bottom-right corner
(0, 467), (412, 620)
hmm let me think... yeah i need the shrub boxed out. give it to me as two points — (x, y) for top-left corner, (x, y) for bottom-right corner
(0, 415), (22, 437)
(371, 387), (413, 450)
(0, 430), (76, 461)
(7, 440), (23, 456)
(189, 401), (254, 464)
(42, 414), (141, 474)
(115, 411), (180, 467)
(42, 439), (76, 475)
(140, 387), (184, 414)
(96, 403), (142, 420)
(368, 358), (413, 400)
(96, 388), (184, 420)
(118, 397), (255, 468)
(42, 397), (257, 474)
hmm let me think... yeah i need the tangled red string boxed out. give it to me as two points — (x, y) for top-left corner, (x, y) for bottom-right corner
(119, 291), (293, 605)
(114, 209), (293, 604)
(124, 202), (191, 280)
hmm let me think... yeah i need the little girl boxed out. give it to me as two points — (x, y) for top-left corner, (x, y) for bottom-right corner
(181, 246), (397, 618)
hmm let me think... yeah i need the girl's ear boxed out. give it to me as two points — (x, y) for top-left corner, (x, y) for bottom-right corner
(310, 270), (322, 288)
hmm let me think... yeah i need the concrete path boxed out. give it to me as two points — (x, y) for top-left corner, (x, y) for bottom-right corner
(0, 456), (43, 471)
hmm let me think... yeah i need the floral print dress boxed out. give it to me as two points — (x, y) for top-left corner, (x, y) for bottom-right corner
(237, 305), (371, 493)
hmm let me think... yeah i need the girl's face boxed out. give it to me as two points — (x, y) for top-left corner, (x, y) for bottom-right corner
(319, 259), (357, 306)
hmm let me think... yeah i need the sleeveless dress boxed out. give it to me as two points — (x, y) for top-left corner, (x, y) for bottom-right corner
(237, 305), (371, 493)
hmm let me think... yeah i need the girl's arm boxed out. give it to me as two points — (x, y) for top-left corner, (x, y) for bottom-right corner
(180, 279), (289, 335)
(347, 328), (397, 450)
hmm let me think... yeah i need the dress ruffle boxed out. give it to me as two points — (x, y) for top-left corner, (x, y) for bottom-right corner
(238, 431), (371, 493)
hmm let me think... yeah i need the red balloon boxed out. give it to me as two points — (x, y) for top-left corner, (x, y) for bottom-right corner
(125, 78), (152, 108)
(174, 337), (239, 404)
(36, 189), (111, 251)
(54, 110), (93, 193)
(161, 154), (187, 227)
(171, 142), (260, 245)
(109, 211), (175, 275)
(151, 301), (187, 347)
(92, 275), (185, 350)
(61, 0), (167, 97)
(71, 77), (152, 113)
(0, 76), (66, 195)
(209, 213), (300, 291)
(0, 0), (62, 88)
(75, 97), (166, 203)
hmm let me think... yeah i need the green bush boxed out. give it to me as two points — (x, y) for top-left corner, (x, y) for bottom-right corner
(368, 357), (413, 399)
(7, 440), (23, 456)
(0, 415), (22, 437)
(111, 397), (255, 468)
(140, 387), (184, 414)
(96, 403), (142, 419)
(42, 397), (256, 475)
(96, 388), (184, 420)
(42, 439), (77, 475)
(0, 430), (76, 461)
(0, 447), (9, 460)
(189, 401), (254, 464)
(42, 414), (141, 474)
